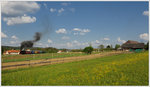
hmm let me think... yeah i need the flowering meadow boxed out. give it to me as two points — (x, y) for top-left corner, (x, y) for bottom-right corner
(2, 51), (148, 86)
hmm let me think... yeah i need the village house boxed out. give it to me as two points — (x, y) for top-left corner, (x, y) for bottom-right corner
(3, 50), (20, 55)
(121, 40), (145, 51)
(57, 50), (62, 53)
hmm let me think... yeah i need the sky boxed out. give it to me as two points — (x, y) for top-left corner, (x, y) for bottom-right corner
(1, 1), (149, 49)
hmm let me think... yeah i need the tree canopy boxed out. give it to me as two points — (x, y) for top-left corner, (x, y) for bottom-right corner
(98, 44), (104, 50)
(115, 44), (121, 50)
(83, 46), (94, 54)
(145, 42), (149, 50)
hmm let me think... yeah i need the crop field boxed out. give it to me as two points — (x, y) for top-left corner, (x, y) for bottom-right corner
(2, 51), (148, 86)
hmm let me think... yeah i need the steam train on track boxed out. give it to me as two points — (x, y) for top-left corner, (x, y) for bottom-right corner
(20, 50), (45, 54)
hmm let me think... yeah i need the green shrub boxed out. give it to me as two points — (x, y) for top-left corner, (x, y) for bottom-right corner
(83, 46), (93, 54)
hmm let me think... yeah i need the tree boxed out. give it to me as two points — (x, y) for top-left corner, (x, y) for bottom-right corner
(1, 47), (4, 55)
(106, 45), (111, 49)
(83, 46), (93, 54)
(145, 42), (149, 50)
(115, 44), (121, 50)
(71, 49), (82, 52)
(44, 47), (58, 53)
(98, 44), (104, 51)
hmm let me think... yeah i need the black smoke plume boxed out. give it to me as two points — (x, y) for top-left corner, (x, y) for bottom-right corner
(20, 32), (42, 50)
(20, 8), (52, 51)
(33, 32), (42, 42)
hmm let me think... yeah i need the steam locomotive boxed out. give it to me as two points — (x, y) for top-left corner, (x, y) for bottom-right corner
(20, 50), (45, 54)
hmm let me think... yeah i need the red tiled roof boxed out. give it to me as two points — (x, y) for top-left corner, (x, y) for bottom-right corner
(7, 50), (20, 53)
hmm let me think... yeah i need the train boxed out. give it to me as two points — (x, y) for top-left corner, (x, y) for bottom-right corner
(20, 50), (45, 54)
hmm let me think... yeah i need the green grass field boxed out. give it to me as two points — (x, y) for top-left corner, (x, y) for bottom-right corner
(2, 52), (87, 63)
(2, 51), (103, 63)
(2, 51), (149, 86)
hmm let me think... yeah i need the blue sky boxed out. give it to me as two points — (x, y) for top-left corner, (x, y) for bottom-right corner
(1, 1), (149, 49)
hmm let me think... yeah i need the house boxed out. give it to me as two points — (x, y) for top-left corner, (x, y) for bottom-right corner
(121, 40), (144, 51)
(117, 47), (122, 51)
(57, 50), (62, 53)
(4, 50), (20, 55)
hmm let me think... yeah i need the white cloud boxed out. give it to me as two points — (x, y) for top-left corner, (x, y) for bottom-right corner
(117, 37), (126, 43)
(73, 28), (81, 31)
(10, 41), (16, 44)
(72, 40), (82, 46)
(50, 7), (74, 15)
(45, 44), (49, 47)
(65, 40), (87, 48)
(72, 40), (78, 44)
(51, 40), (90, 49)
(35, 42), (43, 46)
(11, 35), (18, 39)
(103, 38), (110, 41)
(35, 42), (56, 48)
(58, 8), (64, 13)
(3, 14), (36, 25)
(82, 42), (89, 46)
(48, 39), (53, 43)
(1, 32), (8, 38)
(95, 40), (100, 44)
(139, 33), (149, 41)
(62, 36), (70, 40)
(73, 32), (85, 36)
(43, 3), (47, 8)
(50, 8), (57, 12)
(2, 2), (39, 26)
(56, 28), (67, 34)
(10, 40), (20, 45)
(67, 42), (73, 47)
(2, 1), (40, 17)
(73, 28), (90, 33)
(91, 40), (103, 47)
(82, 29), (90, 33)
(143, 11), (149, 16)
(73, 28), (90, 35)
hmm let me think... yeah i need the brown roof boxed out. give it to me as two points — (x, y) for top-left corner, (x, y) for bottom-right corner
(124, 40), (139, 44)
(122, 40), (144, 49)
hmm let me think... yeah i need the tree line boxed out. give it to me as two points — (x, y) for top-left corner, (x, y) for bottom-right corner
(1, 42), (148, 55)
(1, 46), (59, 54)
(83, 42), (149, 54)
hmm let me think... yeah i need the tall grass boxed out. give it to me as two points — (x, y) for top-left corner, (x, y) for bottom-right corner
(2, 51), (148, 86)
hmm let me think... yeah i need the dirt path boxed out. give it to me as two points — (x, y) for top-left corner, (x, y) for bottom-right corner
(2, 51), (129, 70)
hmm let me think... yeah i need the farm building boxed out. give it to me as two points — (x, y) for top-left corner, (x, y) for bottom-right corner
(4, 50), (20, 55)
(121, 40), (144, 51)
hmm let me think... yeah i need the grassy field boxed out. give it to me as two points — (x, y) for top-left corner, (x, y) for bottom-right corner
(2, 51), (148, 86)
(2, 52), (88, 63)
(2, 51), (103, 63)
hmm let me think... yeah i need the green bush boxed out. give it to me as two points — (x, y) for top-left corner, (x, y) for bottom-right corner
(83, 46), (93, 54)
